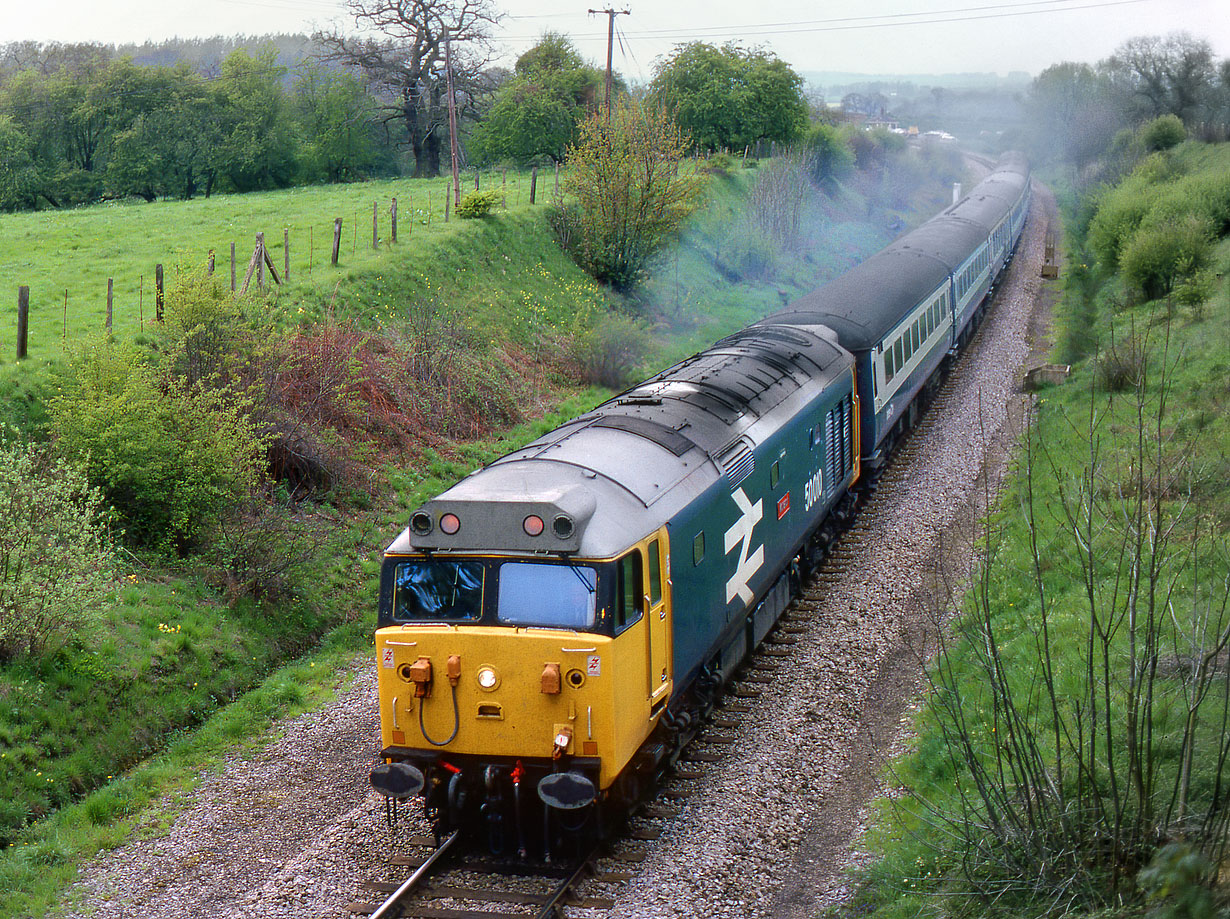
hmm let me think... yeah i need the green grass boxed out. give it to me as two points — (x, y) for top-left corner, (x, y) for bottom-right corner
(851, 142), (1230, 919)
(0, 168), (548, 365)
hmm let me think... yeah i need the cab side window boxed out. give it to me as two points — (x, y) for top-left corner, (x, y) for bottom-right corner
(648, 539), (662, 606)
(616, 550), (643, 634)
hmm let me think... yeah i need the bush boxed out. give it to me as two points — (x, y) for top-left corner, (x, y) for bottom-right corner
(553, 100), (706, 291)
(700, 152), (738, 176)
(50, 340), (267, 555)
(801, 122), (853, 183)
(456, 188), (503, 218)
(1119, 214), (1213, 300)
(1096, 329), (1147, 392)
(1140, 113), (1186, 152)
(567, 312), (652, 389)
(200, 499), (323, 602)
(0, 436), (115, 660)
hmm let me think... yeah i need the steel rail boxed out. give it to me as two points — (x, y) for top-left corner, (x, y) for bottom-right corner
(533, 846), (598, 919)
(369, 830), (461, 919)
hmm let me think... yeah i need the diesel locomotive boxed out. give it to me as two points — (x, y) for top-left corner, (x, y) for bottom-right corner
(369, 154), (1031, 857)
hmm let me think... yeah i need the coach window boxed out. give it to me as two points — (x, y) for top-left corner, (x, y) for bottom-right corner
(692, 532), (705, 566)
(615, 550), (643, 634)
(648, 539), (663, 606)
(894, 338), (904, 370)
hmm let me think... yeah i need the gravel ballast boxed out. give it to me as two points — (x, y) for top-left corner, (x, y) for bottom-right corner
(63, 181), (1057, 919)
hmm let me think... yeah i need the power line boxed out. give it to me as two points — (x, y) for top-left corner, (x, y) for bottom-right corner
(500, 0), (1154, 42)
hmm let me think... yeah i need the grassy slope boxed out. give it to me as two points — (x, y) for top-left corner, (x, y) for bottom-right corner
(853, 142), (1230, 918)
(0, 151), (966, 919)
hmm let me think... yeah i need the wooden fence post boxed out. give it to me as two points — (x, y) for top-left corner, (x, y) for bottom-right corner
(207, 249), (215, 276)
(139, 275), (144, 328)
(554, 162), (560, 196)
(16, 286), (29, 360)
(256, 233), (265, 289)
(391, 197), (398, 243)
(284, 228), (290, 283)
(373, 201), (379, 249)
(474, 169), (479, 191)
(106, 278), (113, 331)
(62, 290), (67, 341)
(331, 218), (342, 266)
(530, 167), (538, 205)
(231, 243), (236, 292)
(155, 264), (164, 322)
(445, 188), (450, 222)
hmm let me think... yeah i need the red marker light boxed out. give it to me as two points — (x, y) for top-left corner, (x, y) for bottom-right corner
(523, 514), (545, 536)
(440, 513), (461, 535)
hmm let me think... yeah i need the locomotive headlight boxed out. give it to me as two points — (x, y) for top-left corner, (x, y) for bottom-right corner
(476, 666), (499, 690)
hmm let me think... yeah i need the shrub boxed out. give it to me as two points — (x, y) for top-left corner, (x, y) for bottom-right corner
(200, 499), (323, 602)
(1096, 330), (1147, 392)
(567, 312), (652, 389)
(456, 188), (503, 218)
(1119, 214), (1213, 300)
(800, 122), (853, 183)
(154, 271), (267, 388)
(700, 152), (738, 176)
(51, 340), (266, 555)
(1139, 113), (1186, 152)
(553, 100), (706, 291)
(0, 435), (115, 660)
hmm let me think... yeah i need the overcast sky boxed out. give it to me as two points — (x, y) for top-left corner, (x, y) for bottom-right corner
(4, 0), (1229, 83)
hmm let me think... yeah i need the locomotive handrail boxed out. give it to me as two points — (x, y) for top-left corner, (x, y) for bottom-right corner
(368, 829), (460, 919)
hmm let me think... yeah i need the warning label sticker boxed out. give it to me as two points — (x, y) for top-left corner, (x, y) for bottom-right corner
(381, 647), (395, 669)
(587, 655), (601, 677)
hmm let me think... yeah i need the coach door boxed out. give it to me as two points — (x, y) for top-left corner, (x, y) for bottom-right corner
(645, 531), (672, 706)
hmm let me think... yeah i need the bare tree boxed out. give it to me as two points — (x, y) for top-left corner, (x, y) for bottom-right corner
(315, 0), (501, 177)
(1101, 32), (1218, 125)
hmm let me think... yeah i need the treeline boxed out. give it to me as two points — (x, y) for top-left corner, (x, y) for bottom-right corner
(0, 41), (398, 210)
(1024, 31), (1230, 176)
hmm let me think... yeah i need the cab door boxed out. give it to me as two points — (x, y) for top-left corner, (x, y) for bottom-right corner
(645, 532), (672, 705)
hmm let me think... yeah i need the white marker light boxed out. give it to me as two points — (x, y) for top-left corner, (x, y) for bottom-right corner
(477, 667), (498, 689)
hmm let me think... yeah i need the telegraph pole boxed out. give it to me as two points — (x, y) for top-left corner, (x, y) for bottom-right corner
(445, 34), (461, 207)
(588, 7), (629, 119)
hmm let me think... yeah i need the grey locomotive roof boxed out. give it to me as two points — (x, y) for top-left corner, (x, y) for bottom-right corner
(392, 322), (853, 558)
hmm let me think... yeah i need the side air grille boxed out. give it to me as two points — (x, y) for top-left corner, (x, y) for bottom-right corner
(716, 440), (755, 489)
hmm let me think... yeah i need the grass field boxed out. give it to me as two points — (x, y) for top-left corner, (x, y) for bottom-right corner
(0, 167), (554, 364)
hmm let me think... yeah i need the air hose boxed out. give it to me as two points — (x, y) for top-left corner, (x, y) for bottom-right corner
(419, 681), (460, 746)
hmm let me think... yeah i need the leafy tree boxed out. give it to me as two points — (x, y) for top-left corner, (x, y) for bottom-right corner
(1102, 32), (1218, 125)
(551, 100), (705, 291)
(471, 33), (605, 164)
(316, 0), (500, 177)
(295, 63), (389, 182)
(0, 436), (115, 660)
(0, 114), (42, 209)
(209, 47), (300, 192)
(649, 43), (807, 152)
(1026, 62), (1122, 170)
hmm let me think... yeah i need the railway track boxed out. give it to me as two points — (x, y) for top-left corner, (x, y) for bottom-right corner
(346, 830), (618, 918)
